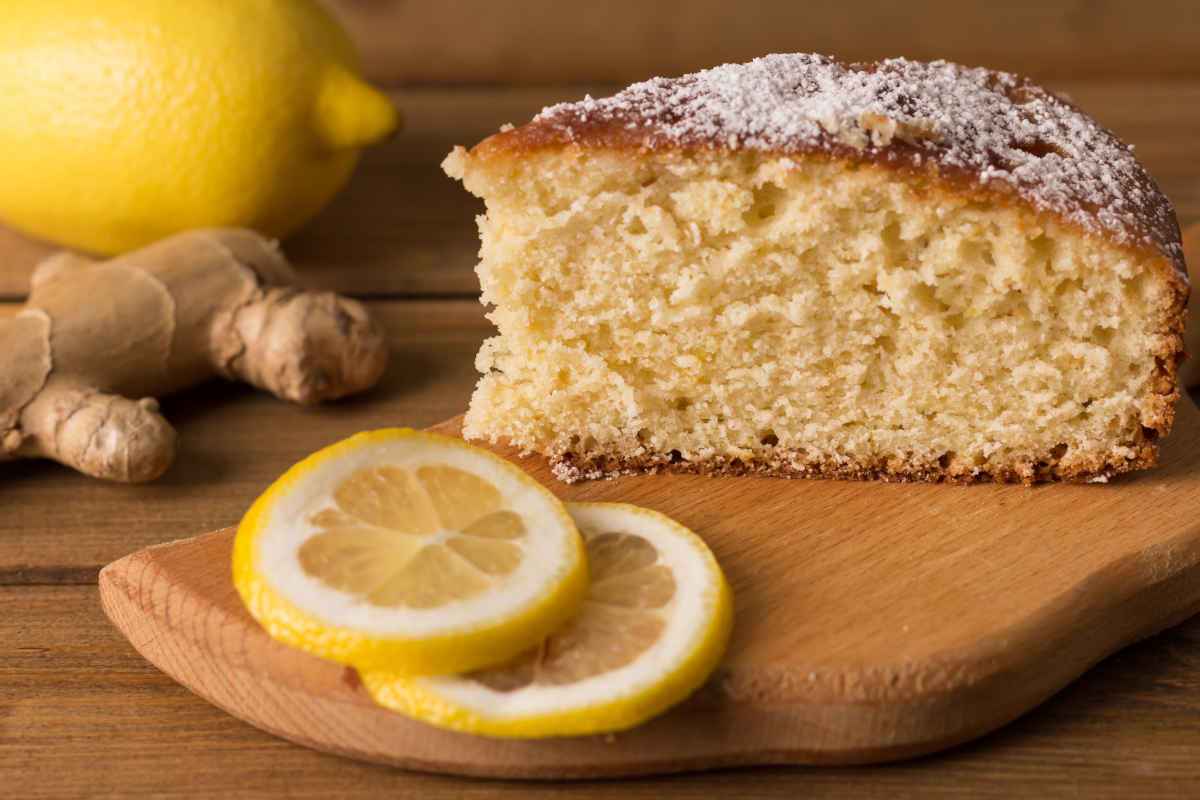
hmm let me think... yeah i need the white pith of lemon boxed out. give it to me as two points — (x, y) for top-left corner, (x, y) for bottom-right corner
(360, 502), (734, 738)
(233, 429), (587, 675)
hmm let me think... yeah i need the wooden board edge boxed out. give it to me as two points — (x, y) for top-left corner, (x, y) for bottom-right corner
(91, 550), (1006, 775)
(95, 467), (1200, 777)
(97, 535), (1200, 776)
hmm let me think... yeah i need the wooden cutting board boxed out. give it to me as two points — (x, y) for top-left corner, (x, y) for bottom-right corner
(100, 399), (1200, 779)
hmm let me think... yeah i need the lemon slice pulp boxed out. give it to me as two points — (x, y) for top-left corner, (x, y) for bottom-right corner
(360, 502), (733, 738)
(233, 429), (587, 675)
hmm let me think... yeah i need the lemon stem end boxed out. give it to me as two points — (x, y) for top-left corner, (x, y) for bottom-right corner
(316, 68), (400, 151)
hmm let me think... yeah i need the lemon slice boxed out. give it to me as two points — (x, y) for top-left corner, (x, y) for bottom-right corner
(233, 429), (587, 675)
(360, 502), (733, 738)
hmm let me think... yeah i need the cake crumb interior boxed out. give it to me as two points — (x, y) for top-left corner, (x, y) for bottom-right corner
(449, 147), (1177, 483)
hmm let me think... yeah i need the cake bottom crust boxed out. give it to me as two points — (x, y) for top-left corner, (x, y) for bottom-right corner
(544, 441), (1160, 487)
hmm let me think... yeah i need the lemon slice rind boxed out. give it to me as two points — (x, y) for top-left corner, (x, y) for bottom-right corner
(233, 429), (587, 675)
(360, 501), (733, 738)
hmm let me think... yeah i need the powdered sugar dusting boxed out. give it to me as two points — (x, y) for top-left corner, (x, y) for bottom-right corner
(531, 54), (1183, 272)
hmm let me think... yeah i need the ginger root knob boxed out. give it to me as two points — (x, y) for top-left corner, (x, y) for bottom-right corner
(0, 228), (389, 482)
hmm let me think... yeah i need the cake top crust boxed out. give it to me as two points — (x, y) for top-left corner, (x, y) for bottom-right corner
(489, 53), (1184, 276)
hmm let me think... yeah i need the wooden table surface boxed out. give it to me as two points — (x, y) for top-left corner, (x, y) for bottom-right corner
(3, 83), (1200, 798)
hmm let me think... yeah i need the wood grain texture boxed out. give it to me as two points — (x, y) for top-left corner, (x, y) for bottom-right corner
(0, 83), (1196, 300)
(98, 398), (1200, 778)
(8, 585), (1200, 797)
(322, 0), (1200, 85)
(1181, 224), (1200, 388)
(1, 56), (1198, 794)
(0, 300), (490, 584)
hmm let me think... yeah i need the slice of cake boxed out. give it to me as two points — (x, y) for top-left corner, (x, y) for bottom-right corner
(444, 54), (1188, 484)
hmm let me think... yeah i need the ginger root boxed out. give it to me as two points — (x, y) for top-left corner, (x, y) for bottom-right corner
(0, 229), (388, 482)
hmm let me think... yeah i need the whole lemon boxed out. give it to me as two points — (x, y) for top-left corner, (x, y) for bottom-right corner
(0, 0), (398, 254)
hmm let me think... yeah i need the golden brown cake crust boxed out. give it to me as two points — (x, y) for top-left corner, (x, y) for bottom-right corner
(476, 54), (1187, 283)
(549, 439), (1160, 487)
